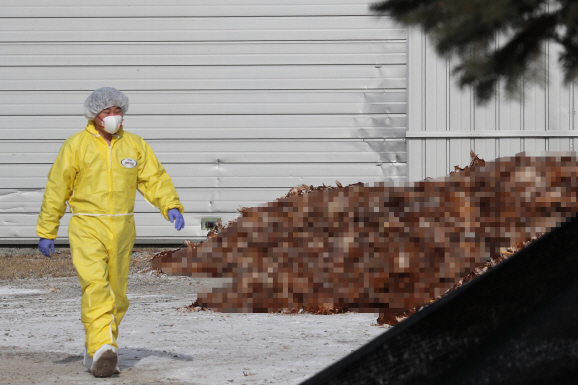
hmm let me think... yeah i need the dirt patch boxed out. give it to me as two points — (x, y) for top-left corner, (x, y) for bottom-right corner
(0, 247), (176, 280)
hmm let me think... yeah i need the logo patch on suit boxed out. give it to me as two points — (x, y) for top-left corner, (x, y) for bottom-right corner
(121, 158), (137, 168)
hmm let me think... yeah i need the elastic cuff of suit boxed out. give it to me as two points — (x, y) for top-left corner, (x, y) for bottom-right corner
(37, 235), (56, 240)
(166, 206), (184, 216)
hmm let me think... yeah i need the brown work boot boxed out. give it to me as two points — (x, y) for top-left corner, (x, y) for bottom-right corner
(91, 344), (118, 377)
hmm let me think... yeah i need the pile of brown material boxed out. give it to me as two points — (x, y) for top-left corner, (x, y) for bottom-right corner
(153, 152), (578, 325)
(387, 232), (544, 324)
(182, 180), (364, 251)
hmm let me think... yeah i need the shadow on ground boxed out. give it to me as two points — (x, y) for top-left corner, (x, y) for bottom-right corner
(53, 347), (194, 368)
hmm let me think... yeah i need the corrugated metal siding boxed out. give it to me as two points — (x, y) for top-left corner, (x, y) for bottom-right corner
(0, 0), (407, 243)
(407, 28), (578, 182)
(0, 1), (390, 17)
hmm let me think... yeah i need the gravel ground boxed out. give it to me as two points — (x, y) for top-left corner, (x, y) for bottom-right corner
(0, 248), (389, 385)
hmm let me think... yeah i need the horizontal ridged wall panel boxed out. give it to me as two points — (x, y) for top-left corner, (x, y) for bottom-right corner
(0, 163), (407, 189)
(0, 17), (403, 42)
(0, 213), (243, 241)
(0, 66), (406, 91)
(0, 0), (407, 243)
(0, 139), (407, 164)
(0, 115), (407, 140)
(1, 0), (380, 17)
(0, 41), (405, 66)
(4, 186), (394, 214)
(0, 90), (407, 116)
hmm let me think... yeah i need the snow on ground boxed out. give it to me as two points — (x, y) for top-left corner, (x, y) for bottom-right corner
(0, 272), (390, 384)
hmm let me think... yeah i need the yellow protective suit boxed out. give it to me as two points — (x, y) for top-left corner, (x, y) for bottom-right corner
(37, 121), (184, 357)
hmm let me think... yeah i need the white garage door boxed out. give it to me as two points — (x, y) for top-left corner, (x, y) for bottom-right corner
(0, 0), (407, 244)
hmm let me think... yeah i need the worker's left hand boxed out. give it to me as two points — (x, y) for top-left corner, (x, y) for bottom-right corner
(168, 208), (185, 231)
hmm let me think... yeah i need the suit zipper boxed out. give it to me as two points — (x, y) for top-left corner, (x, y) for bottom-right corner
(108, 141), (113, 217)
(107, 140), (116, 246)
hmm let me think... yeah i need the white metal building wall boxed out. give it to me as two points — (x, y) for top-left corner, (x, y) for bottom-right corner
(407, 28), (578, 182)
(0, 1), (407, 244)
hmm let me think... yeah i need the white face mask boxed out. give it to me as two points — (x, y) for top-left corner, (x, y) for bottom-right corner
(98, 115), (123, 134)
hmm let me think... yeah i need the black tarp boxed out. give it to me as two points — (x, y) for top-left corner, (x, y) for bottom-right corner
(301, 213), (578, 385)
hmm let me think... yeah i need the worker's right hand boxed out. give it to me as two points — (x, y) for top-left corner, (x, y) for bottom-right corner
(38, 238), (55, 258)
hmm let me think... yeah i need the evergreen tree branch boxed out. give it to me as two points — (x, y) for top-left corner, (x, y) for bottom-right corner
(371, 0), (574, 104)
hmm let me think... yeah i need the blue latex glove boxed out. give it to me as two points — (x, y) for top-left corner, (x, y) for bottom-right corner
(38, 238), (55, 258)
(168, 208), (185, 231)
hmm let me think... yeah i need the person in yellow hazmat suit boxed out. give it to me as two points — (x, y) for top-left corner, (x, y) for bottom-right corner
(36, 87), (185, 378)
